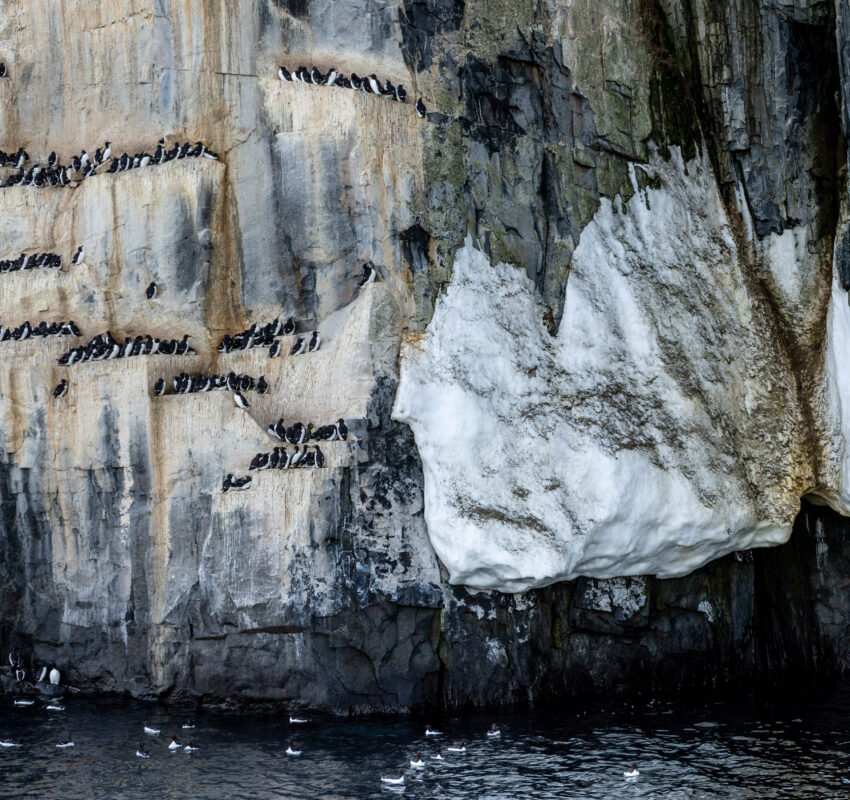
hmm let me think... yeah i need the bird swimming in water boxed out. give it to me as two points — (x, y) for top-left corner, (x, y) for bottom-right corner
(56, 733), (74, 748)
(381, 770), (405, 786)
(146, 282), (157, 300)
(487, 724), (500, 737)
(136, 744), (151, 758)
(14, 699), (34, 707)
(0, 739), (21, 747)
(168, 737), (182, 750)
(182, 720), (195, 730)
(53, 379), (68, 399)
(46, 703), (65, 711)
(289, 716), (309, 724)
(447, 743), (467, 753)
(144, 725), (160, 735)
(416, 98), (427, 117)
(431, 749), (443, 760)
(624, 764), (640, 778)
(286, 740), (302, 756)
(425, 725), (441, 736)
(410, 753), (424, 768)
(184, 743), (199, 752)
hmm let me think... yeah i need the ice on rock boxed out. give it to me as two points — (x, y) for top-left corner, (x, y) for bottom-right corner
(394, 148), (805, 593)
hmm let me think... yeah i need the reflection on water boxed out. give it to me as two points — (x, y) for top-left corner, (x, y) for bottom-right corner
(2, 683), (850, 798)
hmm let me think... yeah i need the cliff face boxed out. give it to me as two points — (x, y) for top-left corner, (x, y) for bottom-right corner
(1, 0), (849, 712)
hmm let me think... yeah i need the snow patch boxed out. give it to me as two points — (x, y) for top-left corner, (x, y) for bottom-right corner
(394, 148), (801, 593)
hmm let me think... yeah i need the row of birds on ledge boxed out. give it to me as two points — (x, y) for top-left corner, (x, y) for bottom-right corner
(156, 371), (268, 396)
(267, 418), (349, 444)
(2, 320), (79, 343)
(57, 331), (194, 365)
(0, 248), (71, 274)
(277, 64), (427, 117)
(217, 318), (321, 358)
(251, 445), (325, 471)
(0, 139), (218, 188)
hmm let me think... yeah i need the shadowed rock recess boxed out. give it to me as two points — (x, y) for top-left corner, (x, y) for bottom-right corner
(1, 0), (850, 713)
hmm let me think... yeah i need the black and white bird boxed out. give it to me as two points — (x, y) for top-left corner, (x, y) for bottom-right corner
(48, 151), (58, 167)
(325, 68), (338, 86)
(336, 419), (349, 440)
(249, 452), (270, 471)
(256, 376), (268, 395)
(278, 65), (292, 81)
(53, 379), (68, 399)
(230, 475), (252, 491)
(395, 84), (407, 102)
(49, 667), (60, 685)
(314, 445), (325, 468)
(234, 391), (250, 409)
(71, 245), (84, 264)
(136, 744), (151, 759)
(0, 64), (6, 77)
(311, 67), (323, 84)
(146, 281), (157, 300)
(308, 331), (321, 352)
(282, 317), (296, 335)
(416, 98), (427, 118)
(291, 336), (307, 356)
(367, 74), (382, 94)
(153, 378), (166, 396)
(358, 262), (376, 286)
(102, 142), (112, 162)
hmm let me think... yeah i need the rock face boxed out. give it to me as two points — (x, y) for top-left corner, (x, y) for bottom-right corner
(1, 0), (850, 712)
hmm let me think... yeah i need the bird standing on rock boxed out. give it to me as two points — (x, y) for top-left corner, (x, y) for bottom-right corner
(146, 282), (158, 300)
(416, 98), (427, 118)
(53, 379), (68, 398)
(234, 391), (250, 409)
(308, 331), (321, 352)
(71, 246), (84, 265)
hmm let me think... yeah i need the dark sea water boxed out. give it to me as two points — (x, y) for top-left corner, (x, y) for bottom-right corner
(2, 683), (850, 799)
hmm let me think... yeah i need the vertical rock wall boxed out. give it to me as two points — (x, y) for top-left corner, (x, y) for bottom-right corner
(0, 0), (849, 712)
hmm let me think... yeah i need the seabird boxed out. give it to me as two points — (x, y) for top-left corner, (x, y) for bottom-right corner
(447, 744), (467, 753)
(222, 474), (233, 493)
(310, 67), (323, 84)
(46, 703), (65, 711)
(350, 73), (362, 90)
(153, 378), (166, 396)
(182, 721), (196, 730)
(146, 281), (157, 299)
(336, 419), (349, 440)
(37, 666), (48, 683)
(56, 734), (74, 749)
(383, 79), (395, 96)
(53, 379), (68, 399)
(14, 699), (34, 706)
(289, 716), (309, 724)
(48, 151), (57, 167)
(291, 336), (307, 356)
(431, 749), (443, 760)
(184, 743), (199, 752)
(230, 475), (252, 491)
(257, 376), (268, 394)
(359, 262), (377, 286)
(381, 771), (405, 786)
(487, 724), (500, 737)
(168, 737), (182, 750)
(624, 764), (640, 778)
(0, 64), (6, 78)
(0, 739), (21, 747)
(314, 446), (325, 468)
(395, 84), (407, 103)
(49, 667), (60, 685)
(326, 68), (338, 86)
(308, 331), (321, 352)
(410, 753), (425, 768)
(286, 740), (302, 756)
(249, 452), (269, 471)
(102, 142), (112, 162)
(275, 419), (287, 440)
(144, 725), (160, 735)
(416, 98), (427, 117)
(368, 74), (382, 94)
(285, 422), (306, 445)
(289, 446), (304, 467)
(136, 744), (151, 758)
(282, 317), (296, 335)
(278, 65), (292, 81)
(425, 725), (441, 736)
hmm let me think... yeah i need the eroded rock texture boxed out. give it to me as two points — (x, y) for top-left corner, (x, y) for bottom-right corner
(0, 0), (850, 712)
